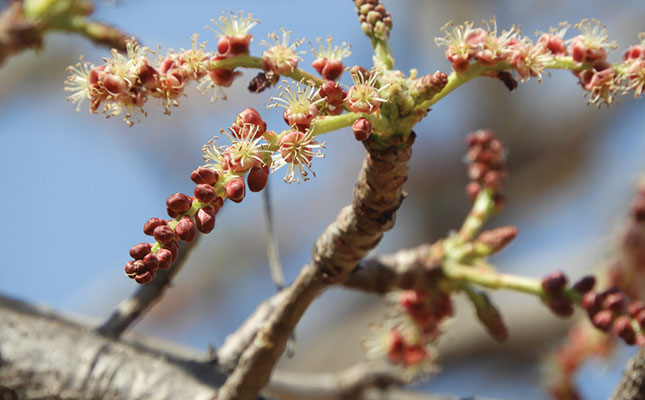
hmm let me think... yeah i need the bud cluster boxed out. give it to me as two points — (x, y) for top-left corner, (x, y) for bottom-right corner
(540, 269), (645, 346)
(65, 12), (259, 125)
(413, 71), (449, 103)
(125, 108), (271, 284)
(366, 289), (453, 378)
(353, 0), (393, 41)
(464, 129), (507, 204)
(310, 36), (351, 81)
(435, 18), (645, 106)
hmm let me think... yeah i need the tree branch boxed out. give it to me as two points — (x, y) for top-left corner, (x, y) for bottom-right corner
(97, 240), (198, 339)
(218, 133), (416, 400)
(611, 346), (645, 400)
(0, 294), (225, 400)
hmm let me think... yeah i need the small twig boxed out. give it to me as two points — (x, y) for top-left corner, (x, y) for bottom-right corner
(96, 239), (198, 339)
(263, 180), (285, 291)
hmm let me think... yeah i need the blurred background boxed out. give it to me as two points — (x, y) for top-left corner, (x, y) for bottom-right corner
(1, 0), (644, 398)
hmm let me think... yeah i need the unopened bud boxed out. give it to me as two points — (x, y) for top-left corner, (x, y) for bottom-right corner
(592, 310), (614, 332)
(614, 316), (636, 345)
(129, 243), (151, 260)
(166, 193), (192, 214)
(247, 166), (269, 192)
(156, 248), (173, 270)
(541, 271), (568, 295)
(572, 275), (596, 294)
(190, 167), (219, 186)
(194, 184), (217, 204)
(474, 226), (518, 255)
(196, 206), (216, 234)
(352, 118), (372, 141)
(176, 217), (197, 242)
(226, 177), (246, 203)
(143, 218), (166, 236)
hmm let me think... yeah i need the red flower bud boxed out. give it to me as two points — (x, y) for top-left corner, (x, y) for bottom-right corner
(195, 206), (216, 233)
(247, 166), (269, 192)
(143, 253), (159, 273)
(572, 275), (596, 294)
(163, 241), (179, 262)
(134, 270), (154, 284)
(129, 243), (151, 260)
(541, 271), (568, 295)
(190, 167), (219, 186)
(592, 310), (614, 332)
(226, 177), (246, 203)
(143, 218), (166, 236)
(352, 118), (372, 141)
(166, 193), (192, 214)
(156, 248), (173, 270)
(614, 316), (636, 345)
(194, 184), (217, 204)
(176, 217), (197, 242)
(547, 297), (574, 317)
(153, 225), (176, 244)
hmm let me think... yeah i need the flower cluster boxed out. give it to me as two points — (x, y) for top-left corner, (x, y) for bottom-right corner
(345, 66), (388, 114)
(464, 129), (507, 206)
(366, 288), (453, 378)
(435, 18), (645, 106)
(125, 108), (271, 283)
(539, 268), (645, 346)
(65, 12), (258, 125)
(261, 29), (304, 75)
(310, 36), (351, 81)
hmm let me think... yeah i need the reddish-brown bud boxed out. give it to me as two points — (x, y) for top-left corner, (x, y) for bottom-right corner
(129, 243), (151, 260)
(190, 167), (219, 186)
(194, 184), (217, 204)
(541, 271), (568, 295)
(195, 206), (216, 234)
(235, 107), (267, 135)
(319, 80), (346, 106)
(156, 248), (173, 270)
(592, 310), (614, 332)
(352, 118), (372, 141)
(125, 261), (137, 277)
(143, 218), (166, 236)
(175, 217), (197, 242)
(143, 253), (159, 273)
(226, 177), (246, 203)
(247, 166), (269, 192)
(163, 241), (179, 262)
(166, 193), (192, 214)
(153, 225), (176, 244)
(547, 297), (574, 317)
(603, 292), (627, 314)
(572, 275), (596, 294)
(211, 196), (224, 214)
(134, 270), (154, 284)
(582, 292), (602, 314)
(475, 226), (518, 254)
(614, 316), (637, 345)
(629, 301), (645, 318)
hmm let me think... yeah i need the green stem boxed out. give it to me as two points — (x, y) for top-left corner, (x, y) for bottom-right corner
(458, 189), (495, 243)
(309, 112), (376, 136)
(413, 57), (591, 112)
(442, 260), (581, 303)
(373, 39), (394, 70)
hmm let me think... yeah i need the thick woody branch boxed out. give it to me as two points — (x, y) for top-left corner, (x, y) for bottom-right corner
(97, 240), (197, 339)
(218, 134), (415, 400)
(1, 294), (477, 400)
(343, 244), (437, 294)
(0, 294), (226, 400)
(611, 346), (645, 400)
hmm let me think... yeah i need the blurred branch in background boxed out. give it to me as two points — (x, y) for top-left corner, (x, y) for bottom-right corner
(0, 0), (129, 67)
